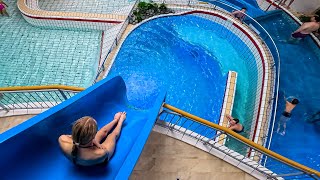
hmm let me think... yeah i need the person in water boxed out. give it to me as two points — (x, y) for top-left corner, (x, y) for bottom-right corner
(290, 16), (320, 40)
(226, 114), (244, 133)
(277, 97), (299, 135)
(231, 7), (247, 22)
(58, 112), (126, 166)
(0, 0), (9, 16)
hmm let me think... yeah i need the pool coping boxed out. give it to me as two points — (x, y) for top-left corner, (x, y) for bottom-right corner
(17, 0), (128, 30)
(102, 6), (275, 153)
(217, 71), (238, 145)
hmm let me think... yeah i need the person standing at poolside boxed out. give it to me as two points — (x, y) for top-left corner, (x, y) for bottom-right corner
(277, 96), (299, 136)
(0, 0), (9, 16)
(290, 16), (320, 40)
(231, 7), (247, 22)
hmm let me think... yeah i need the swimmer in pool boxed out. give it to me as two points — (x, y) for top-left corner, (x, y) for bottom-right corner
(276, 96), (299, 136)
(226, 114), (244, 133)
(58, 112), (126, 166)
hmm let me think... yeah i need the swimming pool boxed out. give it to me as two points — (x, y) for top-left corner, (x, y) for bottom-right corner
(258, 11), (320, 172)
(107, 15), (258, 137)
(0, 0), (101, 88)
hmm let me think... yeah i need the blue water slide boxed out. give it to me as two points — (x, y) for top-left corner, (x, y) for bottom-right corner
(204, 0), (266, 18)
(0, 76), (166, 180)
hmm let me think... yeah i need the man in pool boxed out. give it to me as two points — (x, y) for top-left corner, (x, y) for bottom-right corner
(226, 114), (244, 133)
(58, 112), (126, 166)
(277, 96), (299, 136)
(290, 16), (320, 40)
(231, 7), (247, 22)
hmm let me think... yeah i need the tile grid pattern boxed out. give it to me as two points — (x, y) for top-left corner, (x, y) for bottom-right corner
(105, 4), (275, 153)
(218, 71), (238, 145)
(38, 0), (134, 15)
(17, 0), (129, 30)
(153, 121), (272, 179)
(150, 3), (276, 151)
(131, 131), (257, 180)
(187, 5), (276, 152)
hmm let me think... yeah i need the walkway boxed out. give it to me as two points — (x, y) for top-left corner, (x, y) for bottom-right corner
(132, 131), (256, 180)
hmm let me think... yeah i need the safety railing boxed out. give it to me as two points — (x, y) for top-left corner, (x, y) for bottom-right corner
(147, 0), (280, 149)
(157, 103), (320, 179)
(94, 0), (140, 82)
(0, 85), (84, 115)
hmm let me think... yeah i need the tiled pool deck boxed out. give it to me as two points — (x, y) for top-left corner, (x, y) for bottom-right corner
(18, 0), (127, 22)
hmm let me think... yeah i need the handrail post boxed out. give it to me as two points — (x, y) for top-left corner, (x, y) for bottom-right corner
(0, 103), (9, 112)
(58, 90), (68, 100)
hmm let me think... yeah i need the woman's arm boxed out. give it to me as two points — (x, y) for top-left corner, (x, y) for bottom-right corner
(94, 112), (122, 144)
(226, 114), (233, 122)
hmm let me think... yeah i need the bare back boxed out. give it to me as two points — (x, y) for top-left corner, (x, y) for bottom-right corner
(58, 135), (108, 166)
(284, 101), (297, 113)
(298, 22), (320, 34)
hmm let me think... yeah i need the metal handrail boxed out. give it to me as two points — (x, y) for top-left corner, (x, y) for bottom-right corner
(152, 0), (280, 153)
(94, 0), (140, 82)
(199, 0), (281, 143)
(0, 85), (85, 92)
(163, 103), (320, 178)
(0, 85), (84, 113)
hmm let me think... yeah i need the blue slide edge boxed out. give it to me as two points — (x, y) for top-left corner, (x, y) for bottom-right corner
(116, 91), (166, 179)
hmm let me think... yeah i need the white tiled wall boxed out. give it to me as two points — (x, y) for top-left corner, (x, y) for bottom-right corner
(22, 14), (121, 31)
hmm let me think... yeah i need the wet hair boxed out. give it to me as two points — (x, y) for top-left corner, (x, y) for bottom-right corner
(233, 118), (240, 124)
(71, 116), (98, 164)
(241, 7), (247, 10)
(291, 98), (299, 105)
(315, 16), (320, 22)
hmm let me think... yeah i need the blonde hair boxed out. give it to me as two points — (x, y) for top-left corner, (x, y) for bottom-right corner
(71, 116), (97, 164)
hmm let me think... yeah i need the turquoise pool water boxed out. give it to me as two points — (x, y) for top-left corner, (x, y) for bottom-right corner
(107, 15), (258, 138)
(0, 0), (101, 88)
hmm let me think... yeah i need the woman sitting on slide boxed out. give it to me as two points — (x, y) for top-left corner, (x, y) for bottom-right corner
(58, 112), (126, 166)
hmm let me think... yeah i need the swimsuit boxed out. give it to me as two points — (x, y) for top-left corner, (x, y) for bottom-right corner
(291, 32), (308, 39)
(233, 125), (244, 133)
(280, 111), (291, 123)
(282, 111), (291, 118)
(235, 13), (245, 21)
(73, 145), (109, 166)
(0, 3), (5, 11)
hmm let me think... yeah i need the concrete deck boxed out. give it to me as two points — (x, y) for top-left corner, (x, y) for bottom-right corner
(131, 131), (256, 180)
